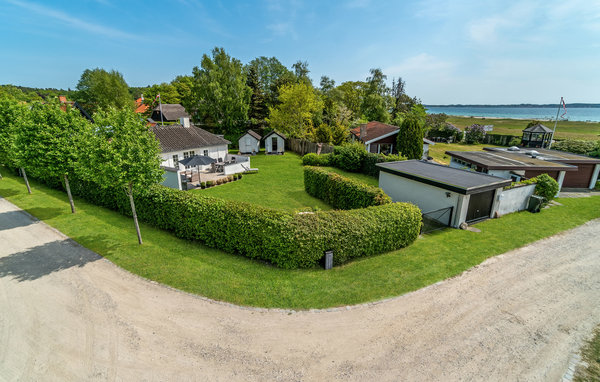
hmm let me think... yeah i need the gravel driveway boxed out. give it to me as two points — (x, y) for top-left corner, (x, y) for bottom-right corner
(1, 197), (599, 381)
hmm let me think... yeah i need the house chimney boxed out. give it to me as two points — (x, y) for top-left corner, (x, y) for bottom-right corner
(359, 124), (367, 141)
(180, 117), (190, 128)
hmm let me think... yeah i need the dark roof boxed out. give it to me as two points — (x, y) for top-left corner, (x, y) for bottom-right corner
(152, 104), (190, 121)
(377, 160), (513, 194)
(241, 130), (261, 140)
(523, 123), (553, 133)
(350, 121), (398, 143)
(447, 150), (577, 171)
(179, 155), (216, 167)
(484, 147), (600, 164)
(263, 131), (286, 140)
(151, 124), (231, 153)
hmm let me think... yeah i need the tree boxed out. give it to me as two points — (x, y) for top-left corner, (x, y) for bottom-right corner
(78, 108), (162, 244)
(292, 60), (311, 84)
(172, 75), (194, 110)
(14, 102), (89, 212)
(336, 81), (364, 120)
(267, 82), (323, 139)
(397, 115), (423, 160)
(0, 97), (28, 180)
(246, 65), (268, 128)
(189, 47), (251, 135)
(246, 56), (295, 109)
(141, 83), (181, 108)
(361, 69), (392, 123)
(464, 124), (486, 144)
(75, 68), (134, 114)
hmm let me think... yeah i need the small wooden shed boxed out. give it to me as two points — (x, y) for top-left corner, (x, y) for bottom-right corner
(264, 131), (286, 155)
(238, 130), (261, 154)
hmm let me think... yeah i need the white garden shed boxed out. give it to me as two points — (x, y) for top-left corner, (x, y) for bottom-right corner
(264, 131), (286, 155)
(238, 130), (261, 154)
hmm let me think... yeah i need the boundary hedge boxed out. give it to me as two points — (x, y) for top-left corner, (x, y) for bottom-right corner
(304, 166), (391, 209)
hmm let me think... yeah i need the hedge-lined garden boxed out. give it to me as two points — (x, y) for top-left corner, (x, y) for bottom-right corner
(304, 166), (390, 209)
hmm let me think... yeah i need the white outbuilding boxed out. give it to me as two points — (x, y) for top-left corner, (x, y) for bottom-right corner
(263, 131), (286, 155)
(238, 130), (261, 154)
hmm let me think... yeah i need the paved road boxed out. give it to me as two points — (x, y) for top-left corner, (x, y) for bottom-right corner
(1, 197), (599, 381)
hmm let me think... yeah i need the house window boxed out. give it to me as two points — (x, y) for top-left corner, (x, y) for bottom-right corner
(183, 151), (195, 159)
(378, 143), (393, 155)
(203, 149), (209, 157)
(172, 154), (179, 167)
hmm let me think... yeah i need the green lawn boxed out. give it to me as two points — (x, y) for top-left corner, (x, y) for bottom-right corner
(574, 326), (600, 381)
(429, 142), (503, 165)
(448, 116), (600, 141)
(2, 168), (600, 309)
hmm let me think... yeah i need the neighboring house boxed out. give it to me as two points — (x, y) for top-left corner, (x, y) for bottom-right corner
(350, 121), (434, 159)
(134, 97), (148, 114)
(264, 131), (286, 154)
(149, 104), (190, 124)
(377, 160), (512, 228)
(238, 130), (261, 154)
(151, 118), (230, 170)
(521, 123), (553, 148)
(58, 95), (93, 122)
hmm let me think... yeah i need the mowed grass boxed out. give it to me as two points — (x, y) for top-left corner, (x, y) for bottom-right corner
(429, 142), (503, 165)
(2, 167), (600, 309)
(574, 326), (600, 381)
(447, 116), (600, 141)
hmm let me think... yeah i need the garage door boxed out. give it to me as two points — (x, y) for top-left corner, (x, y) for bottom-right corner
(466, 190), (495, 223)
(562, 164), (595, 188)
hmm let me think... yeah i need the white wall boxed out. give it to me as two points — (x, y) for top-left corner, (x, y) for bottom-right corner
(497, 184), (536, 216)
(160, 167), (182, 190)
(265, 135), (285, 153)
(238, 134), (260, 154)
(160, 145), (229, 169)
(422, 143), (429, 159)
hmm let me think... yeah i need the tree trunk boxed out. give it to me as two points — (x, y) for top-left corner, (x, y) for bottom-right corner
(21, 167), (32, 194)
(64, 174), (76, 214)
(127, 183), (143, 245)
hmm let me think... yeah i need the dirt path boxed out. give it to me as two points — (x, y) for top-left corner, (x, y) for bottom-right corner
(1, 197), (599, 381)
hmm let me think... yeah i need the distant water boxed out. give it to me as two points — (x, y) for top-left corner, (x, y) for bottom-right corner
(425, 106), (600, 122)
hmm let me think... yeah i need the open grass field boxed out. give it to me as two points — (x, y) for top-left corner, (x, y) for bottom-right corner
(194, 152), (378, 210)
(428, 142), (503, 165)
(447, 116), (600, 141)
(2, 166), (600, 309)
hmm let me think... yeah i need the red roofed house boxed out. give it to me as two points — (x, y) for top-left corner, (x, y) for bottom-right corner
(135, 97), (149, 114)
(350, 121), (434, 159)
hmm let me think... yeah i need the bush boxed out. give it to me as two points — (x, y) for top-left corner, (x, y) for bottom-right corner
(534, 173), (559, 202)
(206, 180), (214, 187)
(238, 173), (243, 179)
(304, 166), (391, 209)
(360, 152), (406, 177)
(200, 182), (206, 189)
(302, 153), (331, 166)
(464, 124), (486, 144)
(595, 180), (600, 190)
(552, 140), (598, 156)
(508, 137), (522, 147)
(329, 143), (366, 172)
(426, 123), (463, 142)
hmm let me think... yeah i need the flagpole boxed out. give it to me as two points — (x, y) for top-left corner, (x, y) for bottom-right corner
(548, 97), (562, 149)
(158, 94), (164, 126)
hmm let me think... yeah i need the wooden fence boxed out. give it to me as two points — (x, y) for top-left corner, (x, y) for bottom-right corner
(286, 138), (335, 156)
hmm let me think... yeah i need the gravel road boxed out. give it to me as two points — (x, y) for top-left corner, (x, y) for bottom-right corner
(1, 197), (599, 381)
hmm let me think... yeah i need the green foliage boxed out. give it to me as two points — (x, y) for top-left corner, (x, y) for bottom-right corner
(426, 122), (463, 142)
(302, 153), (331, 166)
(0, 97), (28, 169)
(140, 83), (181, 110)
(189, 47), (251, 134)
(552, 139), (598, 156)
(464, 124), (486, 144)
(246, 56), (295, 110)
(75, 68), (133, 114)
(329, 143), (366, 171)
(267, 82), (324, 139)
(595, 180), (600, 190)
(533, 173), (559, 202)
(304, 166), (391, 209)
(360, 152), (406, 177)
(508, 137), (522, 146)
(314, 123), (332, 143)
(397, 116), (423, 159)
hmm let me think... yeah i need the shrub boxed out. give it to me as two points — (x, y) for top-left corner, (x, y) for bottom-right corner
(595, 180), (600, 190)
(329, 143), (366, 172)
(238, 173), (243, 179)
(508, 137), (522, 147)
(534, 173), (559, 202)
(200, 182), (206, 189)
(228, 175), (234, 182)
(302, 153), (331, 166)
(304, 166), (391, 209)
(464, 124), (486, 144)
(360, 152), (406, 177)
(552, 140), (598, 156)
(426, 122), (463, 142)
(206, 180), (214, 187)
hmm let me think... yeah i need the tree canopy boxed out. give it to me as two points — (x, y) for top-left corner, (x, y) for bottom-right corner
(75, 68), (133, 115)
(397, 115), (423, 160)
(267, 82), (323, 139)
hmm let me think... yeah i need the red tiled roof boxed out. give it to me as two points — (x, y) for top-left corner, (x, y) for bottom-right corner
(135, 98), (149, 114)
(350, 121), (399, 143)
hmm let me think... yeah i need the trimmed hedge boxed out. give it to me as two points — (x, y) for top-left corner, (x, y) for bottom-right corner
(302, 147), (406, 178)
(302, 152), (331, 166)
(552, 139), (600, 157)
(304, 166), (391, 209)
(25, 169), (421, 269)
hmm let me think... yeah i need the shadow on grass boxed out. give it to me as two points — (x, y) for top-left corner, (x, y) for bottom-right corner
(0, 238), (101, 282)
(24, 207), (65, 220)
(0, 189), (20, 198)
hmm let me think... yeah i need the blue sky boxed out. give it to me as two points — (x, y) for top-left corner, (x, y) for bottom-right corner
(1, 0), (598, 104)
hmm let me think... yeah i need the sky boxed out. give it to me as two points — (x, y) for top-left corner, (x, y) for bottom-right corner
(0, 0), (598, 104)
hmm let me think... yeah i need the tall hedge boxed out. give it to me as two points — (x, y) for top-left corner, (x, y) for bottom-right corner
(302, 149), (406, 178)
(304, 166), (391, 210)
(25, 170), (421, 269)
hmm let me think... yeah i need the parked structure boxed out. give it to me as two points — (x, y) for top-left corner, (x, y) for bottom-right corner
(350, 121), (434, 159)
(377, 160), (511, 228)
(238, 130), (261, 154)
(264, 131), (286, 154)
(521, 123), (553, 148)
(149, 104), (190, 125)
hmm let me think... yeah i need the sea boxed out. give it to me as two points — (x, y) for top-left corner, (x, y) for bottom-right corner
(425, 106), (600, 122)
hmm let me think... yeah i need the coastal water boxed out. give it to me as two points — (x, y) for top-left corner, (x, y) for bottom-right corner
(425, 106), (600, 122)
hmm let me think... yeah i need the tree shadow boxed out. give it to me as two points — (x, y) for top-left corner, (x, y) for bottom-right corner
(0, 239), (101, 282)
(24, 207), (65, 220)
(0, 189), (20, 197)
(0, 210), (37, 231)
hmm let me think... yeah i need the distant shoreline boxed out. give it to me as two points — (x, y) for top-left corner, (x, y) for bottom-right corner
(425, 103), (600, 108)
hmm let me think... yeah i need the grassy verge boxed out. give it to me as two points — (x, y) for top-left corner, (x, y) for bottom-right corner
(447, 116), (600, 141)
(429, 142), (502, 165)
(2, 168), (600, 309)
(195, 152), (331, 211)
(574, 326), (600, 381)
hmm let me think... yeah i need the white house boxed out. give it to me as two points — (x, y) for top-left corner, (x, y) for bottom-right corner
(238, 130), (261, 154)
(264, 131), (286, 154)
(151, 118), (230, 171)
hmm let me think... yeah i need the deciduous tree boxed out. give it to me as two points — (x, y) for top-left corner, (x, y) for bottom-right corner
(0, 97), (28, 180)
(75, 68), (133, 114)
(267, 83), (323, 139)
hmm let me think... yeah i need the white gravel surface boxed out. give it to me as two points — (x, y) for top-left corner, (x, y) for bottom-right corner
(1, 197), (599, 381)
